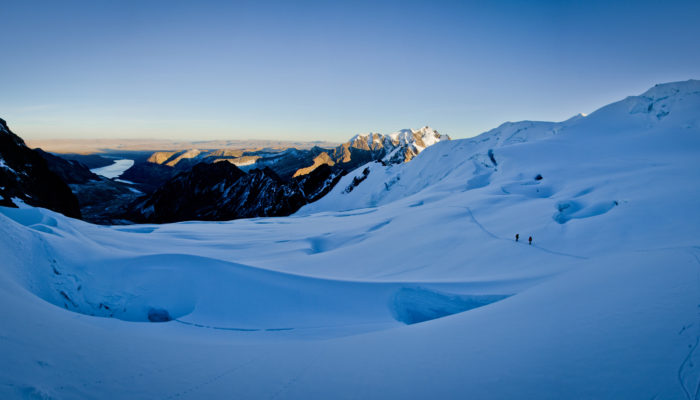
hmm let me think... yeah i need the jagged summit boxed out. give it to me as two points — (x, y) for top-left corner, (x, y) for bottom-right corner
(348, 132), (382, 142)
(341, 126), (449, 165)
(118, 126), (448, 223)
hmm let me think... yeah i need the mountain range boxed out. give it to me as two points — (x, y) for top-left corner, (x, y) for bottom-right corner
(121, 126), (448, 222)
(2, 124), (448, 224)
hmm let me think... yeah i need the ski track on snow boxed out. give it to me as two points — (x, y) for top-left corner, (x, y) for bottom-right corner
(80, 357), (197, 395)
(673, 247), (700, 400)
(453, 206), (588, 260)
(174, 319), (294, 332)
(689, 249), (700, 400)
(161, 354), (264, 400)
(268, 352), (320, 400)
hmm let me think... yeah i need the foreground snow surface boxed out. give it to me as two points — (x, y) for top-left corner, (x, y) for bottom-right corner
(2, 81), (700, 399)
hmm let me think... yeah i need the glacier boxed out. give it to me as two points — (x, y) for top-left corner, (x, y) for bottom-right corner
(1, 80), (700, 399)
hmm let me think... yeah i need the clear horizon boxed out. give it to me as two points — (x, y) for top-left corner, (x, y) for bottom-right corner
(2, 0), (699, 142)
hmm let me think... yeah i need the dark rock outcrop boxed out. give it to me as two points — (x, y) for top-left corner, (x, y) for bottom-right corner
(125, 160), (343, 223)
(35, 149), (101, 184)
(0, 118), (81, 218)
(35, 148), (144, 224)
(122, 128), (448, 192)
(295, 163), (346, 203)
(119, 161), (178, 194)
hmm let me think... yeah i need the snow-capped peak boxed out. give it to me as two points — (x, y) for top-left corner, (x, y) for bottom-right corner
(639, 79), (700, 98)
(340, 127), (449, 164)
(381, 126), (450, 163)
(387, 126), (444, 144)
(582, 79), (700, 124)
(349, 132), (381, 143)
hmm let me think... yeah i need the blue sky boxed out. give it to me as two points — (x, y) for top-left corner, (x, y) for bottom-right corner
(1, 0), (699, 141)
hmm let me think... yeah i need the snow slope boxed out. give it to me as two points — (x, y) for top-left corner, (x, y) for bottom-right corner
(1, 80), (700, 399)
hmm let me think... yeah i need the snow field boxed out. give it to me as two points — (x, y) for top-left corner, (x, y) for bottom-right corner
(1, 80), (699, 398)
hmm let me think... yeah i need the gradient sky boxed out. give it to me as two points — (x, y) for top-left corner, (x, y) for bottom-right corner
(1, 0), (699, 142)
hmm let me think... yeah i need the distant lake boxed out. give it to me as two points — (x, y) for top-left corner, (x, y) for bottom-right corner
(90, 159), (134, 179)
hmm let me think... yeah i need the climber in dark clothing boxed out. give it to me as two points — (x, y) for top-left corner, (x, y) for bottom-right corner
(529, 236), (532, 245)
(515, 234), (519, 242)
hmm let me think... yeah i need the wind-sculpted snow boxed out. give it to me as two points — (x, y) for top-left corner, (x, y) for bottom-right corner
(0, 207), (521, 332)
(391, 287), (509, 324)
(553, 199), (619, 224)
(0, 80), (700, 399)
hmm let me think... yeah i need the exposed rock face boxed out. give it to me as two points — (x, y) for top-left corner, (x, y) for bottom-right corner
(369, 126), (449, 164)
(34, 149), (101, 184)
(120, 127), (446, 223)
(0, 118), (81, 218)
(147, 151), (181, 165)
(36, 149), (141, 224)
(69, 179), (142, 225)
(125, 127), (447, 189)
(294, 163), (345, 202)
(125, 161), (344, 223)
(293, 153), (336, 177)
(122, 147), (324, 190)
(1, 122), (445, 224)
(323, 125), (449, 169)
(298, 126), (450, 176)
(333, 133), (386, 163)
(161, 149), (203, 168)
(119, 162), (178, 193)
(245, 147), (328, 179)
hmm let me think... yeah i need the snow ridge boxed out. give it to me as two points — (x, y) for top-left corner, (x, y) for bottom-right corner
(300, 79), (700, 214)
